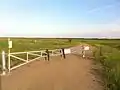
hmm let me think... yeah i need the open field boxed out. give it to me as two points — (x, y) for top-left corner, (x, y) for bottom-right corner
(0, 38), (120, 52)
(0, 38), (80, 52)
(80, 38), (120, 49)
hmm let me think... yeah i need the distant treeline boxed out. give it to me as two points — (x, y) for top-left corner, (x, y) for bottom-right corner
(0, 37), (120, 41)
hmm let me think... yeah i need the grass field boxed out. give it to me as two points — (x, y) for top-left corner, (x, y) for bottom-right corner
(80, 39), (120, 49)
(0, 38), (81, 52)
(0, 38), (120, 52)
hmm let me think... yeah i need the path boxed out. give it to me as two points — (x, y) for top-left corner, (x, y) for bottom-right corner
(1, 54), (102, 90)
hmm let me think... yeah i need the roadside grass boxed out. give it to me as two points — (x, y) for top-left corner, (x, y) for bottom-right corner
(83, 39), (120, 90)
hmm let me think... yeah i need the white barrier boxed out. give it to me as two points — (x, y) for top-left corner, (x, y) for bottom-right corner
(1, 49), (63, 75)
(1, 51), (6, 75)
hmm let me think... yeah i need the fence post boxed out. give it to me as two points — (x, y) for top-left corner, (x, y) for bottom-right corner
(93, 48), (96, 59)
(46, 49), (50, 61)
(81, 45), (84, 58)
(1, 51), (6, 75)
(60, 49), (62, 57)
(62, 48), (66, 59)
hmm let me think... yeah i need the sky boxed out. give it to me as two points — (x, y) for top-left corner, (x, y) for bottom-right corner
(0, 0), (120, 38)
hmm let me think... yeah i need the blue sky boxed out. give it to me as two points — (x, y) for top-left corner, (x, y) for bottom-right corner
(0, 0), (120, 37)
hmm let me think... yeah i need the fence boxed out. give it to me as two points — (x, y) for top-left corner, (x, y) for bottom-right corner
(1, 48), (66, 76)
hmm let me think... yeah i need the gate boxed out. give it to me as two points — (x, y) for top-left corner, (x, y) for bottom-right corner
(70, 45), (94, 58)
(1, 49), (63, 75)
(0, 45), (94, 76)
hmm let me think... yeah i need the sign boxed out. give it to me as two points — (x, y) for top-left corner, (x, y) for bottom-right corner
(84, 46), (90, 50)
(64, 49), (71, 54)
(8, 41), (12, 48)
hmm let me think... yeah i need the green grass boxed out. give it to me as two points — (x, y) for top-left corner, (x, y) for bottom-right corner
(83, 39), (120, 90)
(0, 38), (80, 52)
(80, 39), (120, 49)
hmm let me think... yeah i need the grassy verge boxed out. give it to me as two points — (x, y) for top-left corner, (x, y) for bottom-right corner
(84, 40), (120, 90)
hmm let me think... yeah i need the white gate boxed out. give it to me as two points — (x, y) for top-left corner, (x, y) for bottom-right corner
(1, 49), (62, 75)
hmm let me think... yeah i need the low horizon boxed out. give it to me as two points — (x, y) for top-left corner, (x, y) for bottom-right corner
(0, 36), (120, 39)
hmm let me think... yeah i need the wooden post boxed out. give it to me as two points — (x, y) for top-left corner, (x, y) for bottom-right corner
(81, 45), (84, 57)
(93, 49), (96, 59)
(46, 49), (50, 61)
(62, 48), (66, 59)
(60, 49), (62, 57)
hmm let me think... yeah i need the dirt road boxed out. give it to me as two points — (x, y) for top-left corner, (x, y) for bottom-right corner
(1, 54), (102, 90)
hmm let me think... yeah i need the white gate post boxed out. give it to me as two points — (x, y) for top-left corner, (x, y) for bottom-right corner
(8, 52), (11, 73)
(2, 51), (6, 75)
